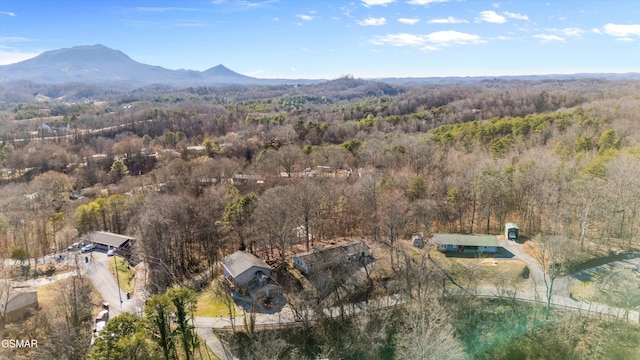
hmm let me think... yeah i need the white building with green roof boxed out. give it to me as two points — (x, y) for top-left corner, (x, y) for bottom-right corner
(434, 234), (500, 253)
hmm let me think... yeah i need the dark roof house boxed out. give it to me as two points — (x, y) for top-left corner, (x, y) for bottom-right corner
(221, 251), (271, 285)
(293, 241), (371, 275)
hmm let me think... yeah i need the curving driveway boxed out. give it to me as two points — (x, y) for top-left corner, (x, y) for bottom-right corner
(80, 251), (146, 317)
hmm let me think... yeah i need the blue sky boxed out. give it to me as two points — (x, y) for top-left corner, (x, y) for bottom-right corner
(1, 0), (639, 79)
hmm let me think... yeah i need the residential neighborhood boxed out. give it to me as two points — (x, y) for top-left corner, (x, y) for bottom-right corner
(1, 20), (639, 357)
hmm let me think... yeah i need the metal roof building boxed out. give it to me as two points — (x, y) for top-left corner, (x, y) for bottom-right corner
(434, 234), (500, 253)
(86, 231), (136, 250)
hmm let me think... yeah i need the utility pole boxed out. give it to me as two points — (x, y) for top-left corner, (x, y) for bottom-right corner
(114, 252), (123, 307)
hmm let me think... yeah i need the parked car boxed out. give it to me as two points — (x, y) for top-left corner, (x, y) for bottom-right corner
(107, 249), (116, 256)
(81, 244), (94, 253)
(68, 242), (80, 251)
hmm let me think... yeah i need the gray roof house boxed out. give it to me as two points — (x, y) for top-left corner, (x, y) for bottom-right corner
(434, 234), (500, 253)
(221, 251), (271, 285)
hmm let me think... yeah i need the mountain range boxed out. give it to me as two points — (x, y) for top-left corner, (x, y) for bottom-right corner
(1, 44), (638, 88)
(0, 44), (317, 87)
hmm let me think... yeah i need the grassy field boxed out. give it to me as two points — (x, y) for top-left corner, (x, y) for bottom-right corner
(195, 281), (243, 318)
(570, 267), (640, 309)
(32, 275), (106, 323)
(34, 281), (62, 308)
(107, 255), (134, 294)
(449, 258), (530, 287)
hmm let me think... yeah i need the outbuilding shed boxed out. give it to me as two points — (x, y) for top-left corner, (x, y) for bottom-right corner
(505, 223), (520, 240)
(0, 287), (38, 323)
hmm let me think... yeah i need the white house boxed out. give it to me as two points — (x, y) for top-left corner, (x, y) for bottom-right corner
(434, 234), (500, 253)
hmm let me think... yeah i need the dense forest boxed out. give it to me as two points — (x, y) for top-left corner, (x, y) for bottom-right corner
(0, 76), (639, 359)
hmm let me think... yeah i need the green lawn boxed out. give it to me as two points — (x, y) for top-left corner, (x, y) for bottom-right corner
(108, 255), (134, 295)
(195, 281), (243, 318)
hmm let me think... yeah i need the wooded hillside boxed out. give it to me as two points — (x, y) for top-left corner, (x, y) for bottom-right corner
(0, 77), (639, 358)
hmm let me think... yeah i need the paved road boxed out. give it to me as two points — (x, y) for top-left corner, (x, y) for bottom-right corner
(8, 241), (637, 359)
(80, 253), (234, 359)
(81, 251), (145, 317)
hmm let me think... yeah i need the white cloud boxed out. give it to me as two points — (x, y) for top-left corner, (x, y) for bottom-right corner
(358, 17), (386, 26)
(0, 36), (30, 43)
(361, 0), (395, 7)
(371, 33), (426, 46)
(371, 30), (484, 51)
(477, 11), (506, 24)
(134, 7), (200, 12)
(398, 18), (420, 25)
(427, 16), (467, 24)
(542, 27), (584, 38)
(234, 0), (278, 9)
(492, 2), (500, 8)
(424, 31), (483, 45)
(407, 0), (449, 5)
(602, 23), (640, 38)
(296, 14), (313, 21)
(340, 5), (355, 18)
(0, 50), (40, 65)
(616, 37), (635, 42)
(0, 10), (16, 16)
(503, 11), (528, 20)
(534, 34), (565, 42)
(561, 27), (583, 37)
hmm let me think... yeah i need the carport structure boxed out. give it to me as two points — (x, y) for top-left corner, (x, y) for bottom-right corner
(84, 231), (136, 262)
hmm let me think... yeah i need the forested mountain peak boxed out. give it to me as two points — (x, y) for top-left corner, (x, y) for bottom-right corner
(23, 44), (132, 65)
(0, 44), (262, 87)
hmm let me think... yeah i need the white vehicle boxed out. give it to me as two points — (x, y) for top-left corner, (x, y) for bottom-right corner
(81, 244), (94, 253)
(91, 321), (107, 345)
(96, 309), (109, 323)
(107, 249), (116, 256)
